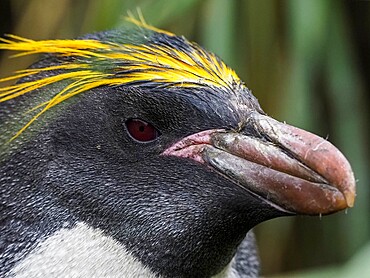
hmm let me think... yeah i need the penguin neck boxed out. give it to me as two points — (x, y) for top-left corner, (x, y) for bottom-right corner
(11, 222), (240, 278)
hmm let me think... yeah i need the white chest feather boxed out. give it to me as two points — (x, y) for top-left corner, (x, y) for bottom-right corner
(11, 222), (159, 278)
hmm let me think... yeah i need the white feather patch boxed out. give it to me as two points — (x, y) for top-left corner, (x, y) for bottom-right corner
(11, 222), (159, 278)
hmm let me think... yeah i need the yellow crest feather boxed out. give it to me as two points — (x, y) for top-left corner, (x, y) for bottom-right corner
(0, 25), (242, 142)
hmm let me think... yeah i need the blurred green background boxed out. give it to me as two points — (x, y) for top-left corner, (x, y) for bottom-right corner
(0, 0), (369, 277)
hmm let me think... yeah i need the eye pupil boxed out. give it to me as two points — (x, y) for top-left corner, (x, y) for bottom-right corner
(125, 119), (160, 142)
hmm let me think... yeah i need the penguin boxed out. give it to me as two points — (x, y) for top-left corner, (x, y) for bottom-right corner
(0, 21), (355, 277)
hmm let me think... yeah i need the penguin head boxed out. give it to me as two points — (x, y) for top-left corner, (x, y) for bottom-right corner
(0, 22), (356, 277)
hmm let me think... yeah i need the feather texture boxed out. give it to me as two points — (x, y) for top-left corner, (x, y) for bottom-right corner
(0, 23), (242, 141)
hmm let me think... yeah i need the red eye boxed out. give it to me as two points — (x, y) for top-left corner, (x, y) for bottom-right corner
(125, 119), (160, 142)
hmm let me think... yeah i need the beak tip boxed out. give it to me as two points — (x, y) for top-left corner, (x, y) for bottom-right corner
(344, 186), (356, 208)
(343, 168), (356, 208)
